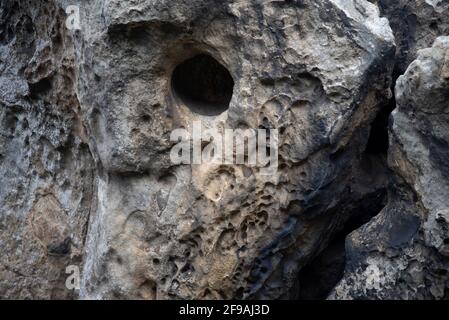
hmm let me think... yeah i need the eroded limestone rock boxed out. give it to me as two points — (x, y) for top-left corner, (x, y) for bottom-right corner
(370, 0), (449, 75)
(10, 0), (448, 300)
(74, 0), (395, 299)
(331, 36), (449, 300)
(0, 0), (94, 299)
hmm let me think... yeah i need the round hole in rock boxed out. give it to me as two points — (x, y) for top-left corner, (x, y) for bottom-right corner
(171, 54), (234, 116)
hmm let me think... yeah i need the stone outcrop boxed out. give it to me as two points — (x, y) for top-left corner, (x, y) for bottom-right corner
(331, 36), (449, 300)
(75, 0), (395, 300)
(0, 0), (448, 300)
(0, 0), (94, 299)
(370, 0), (449, 75)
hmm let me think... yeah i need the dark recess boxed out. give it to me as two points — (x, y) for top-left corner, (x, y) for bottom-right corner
(297, 191), (387, 300)
(28, 78), (52, 98)
(365, 99), (396, 154)
(171, 54), (234, 116)
(298, 94), (394, 299)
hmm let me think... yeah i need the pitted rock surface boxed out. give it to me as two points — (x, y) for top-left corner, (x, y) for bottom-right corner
(1, 0), (448, 300)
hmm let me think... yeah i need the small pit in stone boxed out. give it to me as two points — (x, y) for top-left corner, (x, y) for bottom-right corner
(171, 54), (234, 116)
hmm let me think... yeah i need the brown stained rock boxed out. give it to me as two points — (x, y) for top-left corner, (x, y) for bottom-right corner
(75, 0), (395, 299)
(3, 0), (448, 301)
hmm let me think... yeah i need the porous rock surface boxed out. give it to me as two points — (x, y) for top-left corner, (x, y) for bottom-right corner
(0, 0), (448, 300)
(77, 0), (394, 300)
(0, 0), (94, 299)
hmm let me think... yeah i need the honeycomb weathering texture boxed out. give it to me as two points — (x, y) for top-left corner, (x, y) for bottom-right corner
(0, 0), (448, 300)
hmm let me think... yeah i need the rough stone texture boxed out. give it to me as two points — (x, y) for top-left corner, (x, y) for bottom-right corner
(331, 36), (449, 300)
(2, 0), (448, 301)
(75, 0), (395, 300)
(0, 0), (95, 299)
(370, 0), (449, 76)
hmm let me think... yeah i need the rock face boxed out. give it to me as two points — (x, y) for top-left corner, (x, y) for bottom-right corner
(370, 0), (449, 76)
(0, 0), (447, 300)
(76, 0), (395, 300)
(0, 0), (94, 299)
(331, 36), (449, 300)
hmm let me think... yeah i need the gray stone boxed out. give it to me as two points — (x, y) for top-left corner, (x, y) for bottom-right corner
(71, 0), (395, 300)
(331, 36), (449, 300)
(0, 0), (94, 299)
(5, 0), (448, 301)
(370, 0), (449, 75)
